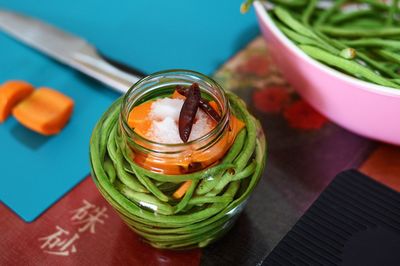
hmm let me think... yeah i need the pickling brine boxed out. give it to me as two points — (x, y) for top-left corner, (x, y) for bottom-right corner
(89, 70), (266, 249)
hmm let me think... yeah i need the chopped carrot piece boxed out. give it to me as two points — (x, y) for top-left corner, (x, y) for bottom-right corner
(132, 119), (152, 137)
(173, 180), (192, 199)
(12, 88), (74, 135)
(208, 100), (220, 114)
(171, 90), (186, 100)
(0, 81), (34, 123)
(135, 114), (244, 174)
(232, 115), (245, 132)
(128, 101), (153, 137)
(128, 100), (192, 174)
(134, 152), (184, 175)
(127, 96), (245, 175)
(191, 114), (245, 166)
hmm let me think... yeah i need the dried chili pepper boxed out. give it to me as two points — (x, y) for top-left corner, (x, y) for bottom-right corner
(179, 83), (200, 143)
(176, 85), (221, 123)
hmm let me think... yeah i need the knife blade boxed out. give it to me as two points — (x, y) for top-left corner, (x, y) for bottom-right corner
(0, 9), (142, 93)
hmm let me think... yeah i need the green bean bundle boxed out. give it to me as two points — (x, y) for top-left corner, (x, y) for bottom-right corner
(89, 93), (266, 249)
(249, 0), (400, 89)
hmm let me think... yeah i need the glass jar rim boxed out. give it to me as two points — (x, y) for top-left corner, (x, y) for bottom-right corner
(120, 69), (230, 150)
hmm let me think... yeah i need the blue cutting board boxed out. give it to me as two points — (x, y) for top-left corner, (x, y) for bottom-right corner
(0, 0), (258, 222)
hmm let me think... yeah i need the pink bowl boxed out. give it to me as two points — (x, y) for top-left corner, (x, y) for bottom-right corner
(254, 2), (400, 145)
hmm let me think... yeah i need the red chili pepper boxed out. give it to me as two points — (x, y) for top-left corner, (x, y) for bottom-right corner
(176, 85), (221, 123)
(179, 83), (200, 142)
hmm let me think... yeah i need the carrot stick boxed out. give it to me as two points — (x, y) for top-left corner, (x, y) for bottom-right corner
(208, 100), (220, 114)
(127, 101), (153, 137)
(171, 90), (186, 100)
(173, 180), (192, 199)
(12, 87), (74, 135)
(0, 81), (34, 123)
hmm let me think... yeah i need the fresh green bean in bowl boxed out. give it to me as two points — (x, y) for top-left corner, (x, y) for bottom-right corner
(89, 70), (266, 249)
(242, 0), (400, 89)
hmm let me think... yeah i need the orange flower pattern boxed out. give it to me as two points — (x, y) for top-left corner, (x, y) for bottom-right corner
(284, 100), (328, 130)
(236, 55), (270, 76)
(252, 86), (290, 113)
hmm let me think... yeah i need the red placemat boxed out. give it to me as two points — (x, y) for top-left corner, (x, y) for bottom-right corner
(0, 177), (200, 266)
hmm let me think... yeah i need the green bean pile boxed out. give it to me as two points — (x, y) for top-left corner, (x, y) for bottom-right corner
(251, 0), (400, 89)
(89, 92), (266, 249)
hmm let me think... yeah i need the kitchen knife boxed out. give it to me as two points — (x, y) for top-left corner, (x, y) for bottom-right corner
(0, 9), (142, 94)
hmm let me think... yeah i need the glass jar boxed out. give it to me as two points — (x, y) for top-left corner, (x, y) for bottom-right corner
(90, 70), (266, 249)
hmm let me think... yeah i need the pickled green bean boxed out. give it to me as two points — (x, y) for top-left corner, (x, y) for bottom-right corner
(210, 95), (258, 194)
(232, 160), (257, 181)
(116, 182), (174, 215)
(107, 126), (147, 192)
(104, 159), (116, 183)
(189, 196), (232, 205)
(130, 166), (169, 202)
(195, 129), (246, 195)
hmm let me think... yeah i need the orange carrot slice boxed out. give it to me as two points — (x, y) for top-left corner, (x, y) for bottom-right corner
(135, 114), (244, 175)
(128, 100), (190, 174)
(0, 81), (34, 123)
(173, 180), (192, 199)
(208, 100), (220, 114)
(12, 87), (74, 135)
(128, 101), (153, 137)
(171, 90), (186, 100)
(134, 152), (184, 175)
(231, 115), (245, 133)
(127, 96), (245, 175)
(191, 114), (245, 166)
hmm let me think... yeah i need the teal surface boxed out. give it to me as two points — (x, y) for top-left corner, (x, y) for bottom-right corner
(0, 0), (258, 222)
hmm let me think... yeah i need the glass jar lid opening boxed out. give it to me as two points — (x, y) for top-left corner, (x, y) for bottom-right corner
(120, 69), (230, 154)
